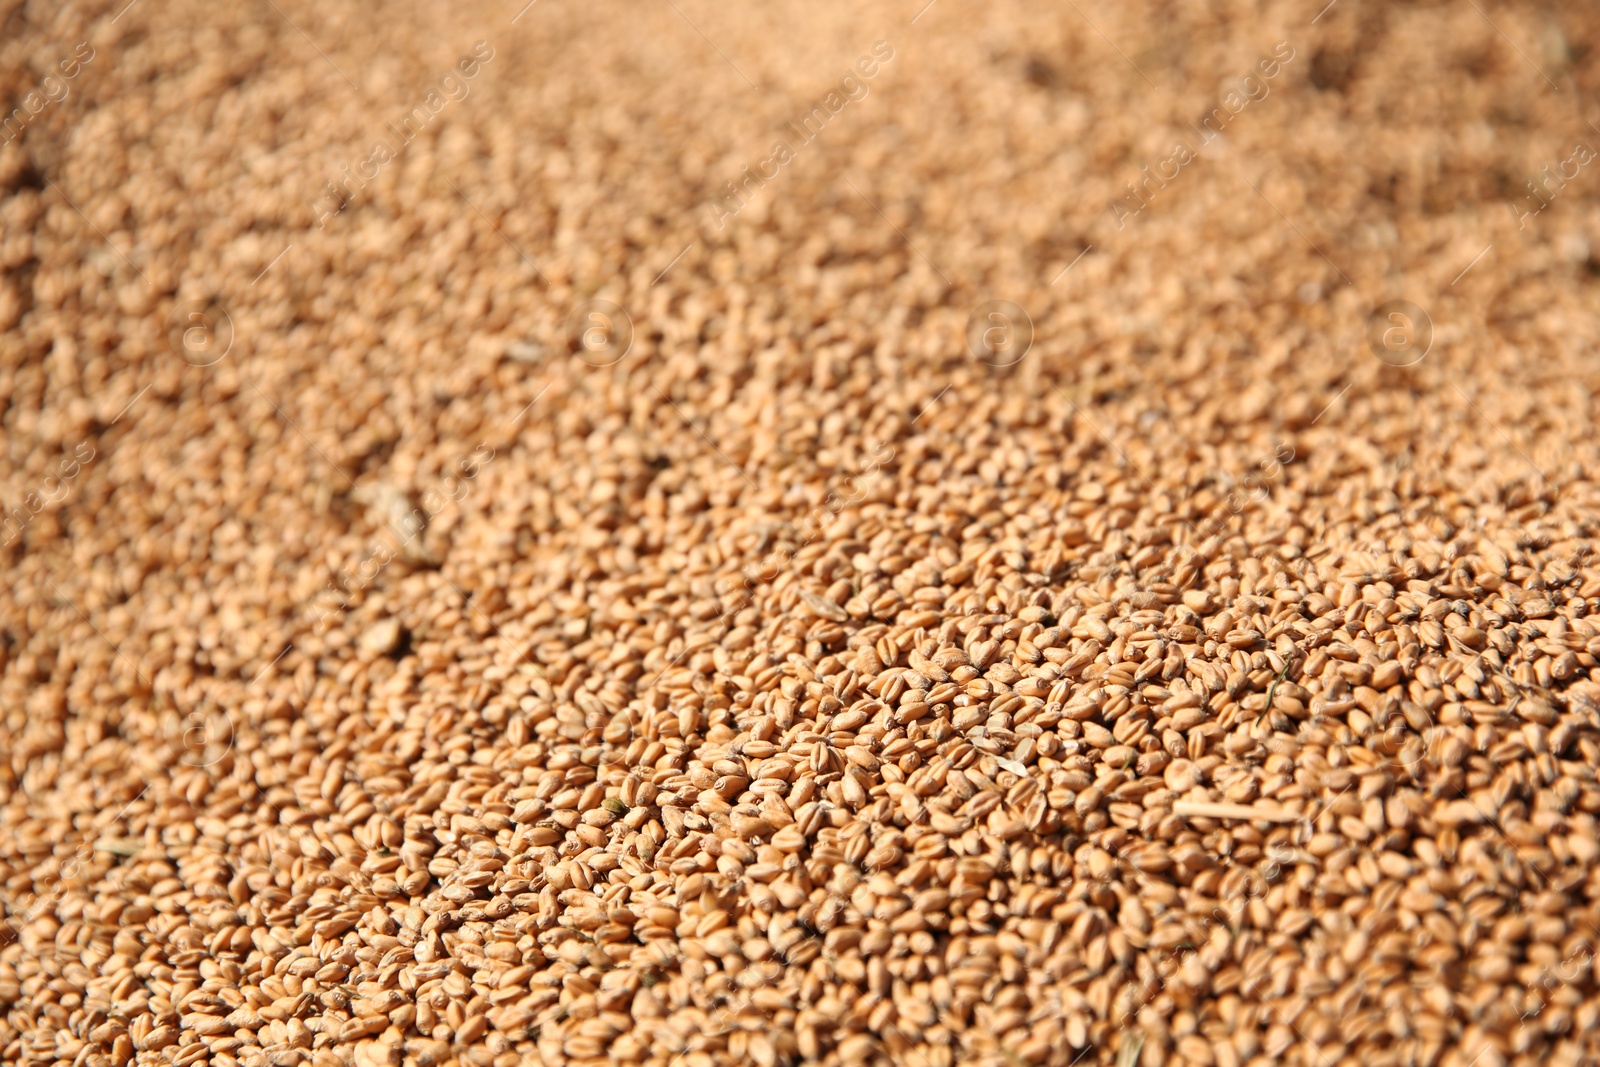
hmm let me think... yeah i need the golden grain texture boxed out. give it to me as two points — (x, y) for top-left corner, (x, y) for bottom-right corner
(4, 1), (1600, 1067)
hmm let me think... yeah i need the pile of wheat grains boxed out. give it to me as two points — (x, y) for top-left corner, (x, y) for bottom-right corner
(5, 0), (1600, 1065)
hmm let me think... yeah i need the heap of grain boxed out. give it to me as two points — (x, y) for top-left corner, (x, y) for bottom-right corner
(4, 0), (1600, 1066)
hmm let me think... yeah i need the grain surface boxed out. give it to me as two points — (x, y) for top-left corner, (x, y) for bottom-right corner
(4, 1), (1600, 1066)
